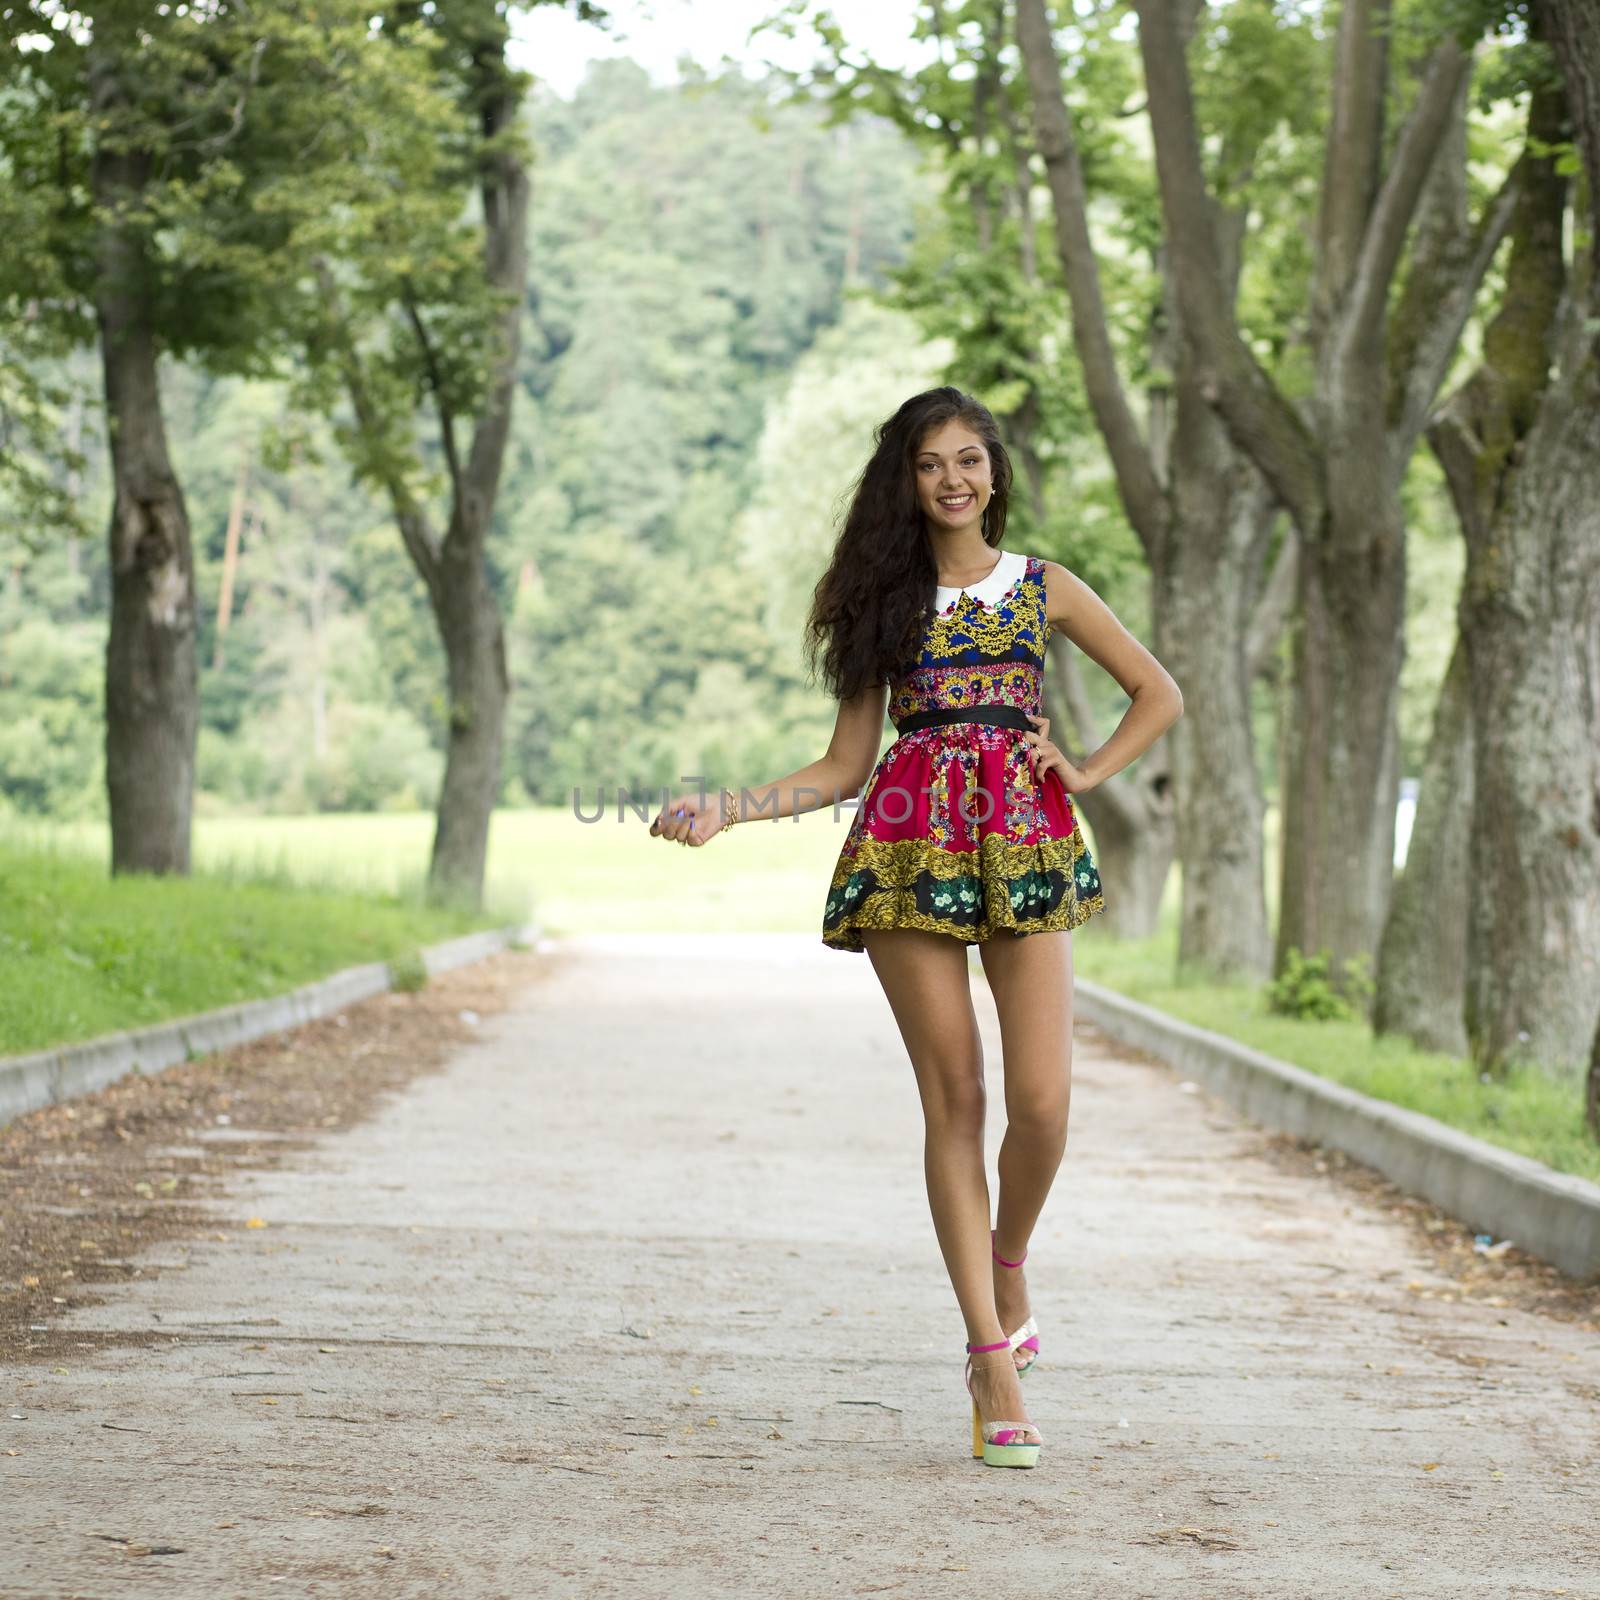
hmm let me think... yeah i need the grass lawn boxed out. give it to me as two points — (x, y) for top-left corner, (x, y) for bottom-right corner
(0, 833), (505, 1056)
(1069, 922), (1600, 1186)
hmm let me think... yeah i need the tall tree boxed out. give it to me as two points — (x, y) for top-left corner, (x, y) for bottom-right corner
(1426, 3), (1600, 1084)
(1017, 0), (1297, 976)
(0, 2), (444, 873)
(1132, 0), (1519, 997)
(304, 2), (573, 907)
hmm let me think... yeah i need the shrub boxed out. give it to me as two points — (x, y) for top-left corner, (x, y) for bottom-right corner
(1265, 945), (1374, 1022)
(387, 949), (429, 992)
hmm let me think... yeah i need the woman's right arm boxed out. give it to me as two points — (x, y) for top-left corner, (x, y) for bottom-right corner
(649, 680), (890, 845)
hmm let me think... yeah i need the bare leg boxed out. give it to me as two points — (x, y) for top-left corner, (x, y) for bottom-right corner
(976, 929), (1074, 1359)
(861, 927), (1036, 1440)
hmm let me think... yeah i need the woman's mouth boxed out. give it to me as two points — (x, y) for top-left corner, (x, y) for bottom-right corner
(937, 494), (975, 512)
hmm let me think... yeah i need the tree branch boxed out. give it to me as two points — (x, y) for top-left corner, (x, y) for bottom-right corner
(1337, 40), (1473, 377)
(1015, 0), (1165, 545)
(1131, 0), (1325, 535)
(1313, 0), (1392, 333)
(1388, 157), (1520, 446)
(1543, 0), (1600, 253)
(1425, 77), (1569, 546)
(400, 279), (465, 512)
(312, 257), (442, 602)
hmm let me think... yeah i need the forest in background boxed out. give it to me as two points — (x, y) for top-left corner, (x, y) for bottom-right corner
(0, 46), (1468, 823)
(1, 60), (930, 817)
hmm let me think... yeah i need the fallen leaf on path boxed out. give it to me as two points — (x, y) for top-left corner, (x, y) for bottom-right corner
(1135, 1526), (1241, 1552)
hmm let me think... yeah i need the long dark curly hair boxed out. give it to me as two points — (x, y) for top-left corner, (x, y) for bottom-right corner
(803, 386), (1013, 703)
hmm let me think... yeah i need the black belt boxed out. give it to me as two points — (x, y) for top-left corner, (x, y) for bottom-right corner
(896, 703), (1033, 736)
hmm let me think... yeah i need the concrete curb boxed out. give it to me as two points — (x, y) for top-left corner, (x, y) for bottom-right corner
(1072, 978), (1600, 1282)
(0, 922), (538, 1130)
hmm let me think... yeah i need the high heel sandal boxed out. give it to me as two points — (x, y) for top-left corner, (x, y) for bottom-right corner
(992, 1229), (1039, 1378)
(964, 1339), (1043, 1468)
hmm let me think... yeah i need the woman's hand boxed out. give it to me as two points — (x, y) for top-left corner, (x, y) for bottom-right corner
(648, 791), (726, 847)
(1023, 713), (1091, 794)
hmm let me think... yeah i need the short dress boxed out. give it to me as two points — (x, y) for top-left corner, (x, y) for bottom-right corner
(821, 549), (1106, 953)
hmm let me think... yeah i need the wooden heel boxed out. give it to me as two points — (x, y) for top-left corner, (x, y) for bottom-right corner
(971, 1396), (983, 1459)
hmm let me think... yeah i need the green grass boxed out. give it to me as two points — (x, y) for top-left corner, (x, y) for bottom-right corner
(1070, 912), (1600, 1186)
(0, 833), (507, 1056)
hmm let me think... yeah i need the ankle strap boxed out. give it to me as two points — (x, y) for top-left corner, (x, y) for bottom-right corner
(991, 1227), (1026, 1269)
(966, 1338), (1012, 1353)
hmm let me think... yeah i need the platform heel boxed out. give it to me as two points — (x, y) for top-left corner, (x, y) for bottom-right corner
(964, 1338), (1042, 1468)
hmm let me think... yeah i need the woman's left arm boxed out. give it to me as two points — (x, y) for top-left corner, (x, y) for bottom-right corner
(1033, 558), (1184, 790)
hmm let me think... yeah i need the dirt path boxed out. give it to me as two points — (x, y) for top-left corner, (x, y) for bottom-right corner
(3, 932), (1596, 1599)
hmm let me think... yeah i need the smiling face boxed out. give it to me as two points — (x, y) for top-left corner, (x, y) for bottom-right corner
(914, 419), (993, 535)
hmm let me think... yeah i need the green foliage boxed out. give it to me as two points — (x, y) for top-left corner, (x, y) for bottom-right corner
(0, 61), (920, 823)
(386, 949), (429, 992)
(1266, 945), (1375, 1022)
(0, 617), (103, 818)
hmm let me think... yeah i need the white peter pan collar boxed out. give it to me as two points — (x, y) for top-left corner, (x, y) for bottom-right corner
(933, 548), (1027, 609)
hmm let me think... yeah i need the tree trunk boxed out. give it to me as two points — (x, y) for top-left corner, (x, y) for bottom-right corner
(1003, 387), (1178, 940)
(1044, 639), (1175, 940)
(1456, 366), (1600, 1077)
(428, 539), (511, 903)
(91, 58), (198, 877)
(1373, 632), (1472, 1054)
(1587, 1009), (1600, 1141)
(1273, 470), (1406, 994)
(420, 29), (529, 908)
(1426, 57), (1599, 1080)
(1133, 0), (1516, 1001)
(1072, 768), (1174, 940)
(1016, 0), (1275, 975)
(1159, 273), (1278, 981)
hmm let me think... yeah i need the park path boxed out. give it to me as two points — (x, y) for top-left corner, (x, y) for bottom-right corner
(3, 932), (1596, 1599)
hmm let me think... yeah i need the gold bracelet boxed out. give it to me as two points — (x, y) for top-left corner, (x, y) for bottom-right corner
(722, 787), (741, 828)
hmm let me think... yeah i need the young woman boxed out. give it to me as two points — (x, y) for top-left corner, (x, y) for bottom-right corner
(649, 387), (1182, 1469)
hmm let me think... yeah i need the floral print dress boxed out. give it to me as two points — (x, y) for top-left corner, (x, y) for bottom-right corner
(821, 549), (1106, 953)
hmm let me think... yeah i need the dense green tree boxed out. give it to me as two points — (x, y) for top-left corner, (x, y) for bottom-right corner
(288, 0), (554, 908)
(0, 1), (454, 872)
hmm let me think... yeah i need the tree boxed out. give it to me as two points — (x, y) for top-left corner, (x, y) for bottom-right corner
(1424, 1), (1599, 1084)
(300, 2), (585, 907)
(0, 2), (443, 873)
(1017, 0), (1304, 973)
(1132, 0), (1520, 997)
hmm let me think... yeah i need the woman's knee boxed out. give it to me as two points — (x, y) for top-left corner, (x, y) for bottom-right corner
(919, 1065), (987, 1139)
(1005, 1080), (1070, 1143)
